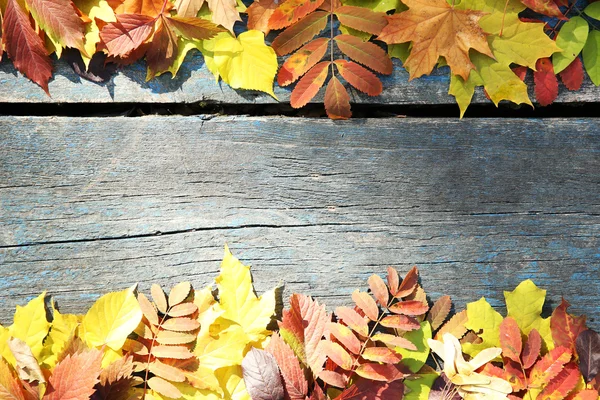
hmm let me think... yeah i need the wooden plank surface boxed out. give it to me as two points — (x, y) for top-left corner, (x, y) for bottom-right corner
(1, 116), (599, 328)
(1, 55), (599, 105)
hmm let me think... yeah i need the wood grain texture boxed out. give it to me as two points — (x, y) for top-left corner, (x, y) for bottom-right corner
(0, 55), (598, 104)
(1, 116), (599, 329)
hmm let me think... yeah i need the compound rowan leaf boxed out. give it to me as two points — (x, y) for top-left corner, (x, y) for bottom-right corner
(537, 362), (581, 400)
(334, 35), (392, 74)
(529, 346), (572, 388)
(368, 274), (389, 307)
(268, 0), (325, 30)
(551, 298), (587, 355)
(351, 290), (380, 320)
(241, 348), (285, 400)
(335, 306), (369, 337)
(99, 13), (155, 57)
(334, 6), (387, 35)
(576, 330), (600, 383)
(335, 60), (383, 96)
(559, 57), (584, 91)
(271, 11), (328, 55)
(26, 0), (85, 54)
(520, 0), (564, 17)
(80, 285), (143, 351)
(553, 16), (589, 74)
(325, 76), (351, 119)
(354, 363), (405, 382)
(44, 349), (103, 400)
(278, 38), (329, 86)
(522, 328), (542, 370)
(361, 347), (403, 364)
(265, 333), (308, 400)
(247, 0), (278, 34)
(3, 0), (53, 94)
(377, 0), (493, 80)
(174, 0), (205, 17)
(289, 61), (330, 108)
(207, 0), (241, 33)
(380, 315), (421, 331)
(279, 293), (329, 375)
(427, 296), (452, 331)
(499, 316), (522, 363)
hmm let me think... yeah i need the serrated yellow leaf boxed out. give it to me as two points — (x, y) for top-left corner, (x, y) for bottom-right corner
(504, 279), (553, 351)
(213, 30), (278, 98)
(40, 307), (79, 369)
(195, 322), (249, 370)
(7, 293), (50, 363)
(80, 285), (143, 351)
(462, 297), (503, 358)
(215, 246), (276, 343)
(216, 365), (250, 400)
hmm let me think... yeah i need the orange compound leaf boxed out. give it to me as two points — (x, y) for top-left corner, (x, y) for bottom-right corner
(3, 0), (53, 95)
(377, 0), (493, 81)
(113, 0), (167, 17)
(99, 13), (155, 57)
(290, 61), (330, 108)
(334, 35), (392, 75)
(278, 38), (329, 86)
(499, 317), (522, 363)
(334, 60), (382, 96)
(271, 11), (329, 56)
(387, 267), (400, 296)
(529, 346), (572, 388)
(521, 0), (564, 18)
(146, 17), (178, 80)
(368, 274), (389, 307)
(560, 57), (584, 91)
(380, 315), (420, 331)
(567, 389), (600, 400)
(327, 322), (361, 354)
(388, 300), (428, 316)
(551, 298), (587, 354)
(371, 333), (417, 350)
(321, 340), (354, 370)
(167, 16), (225, 40)
(25, 0), (86, 53)
(361, 347), (403, 364)
(395, 266), (419, 298)
(351, 290), (380, 321)
(354, 363), (405, 382)
(247, 0), (278, 34)
(534, 57), (558, 106)
(266, 333), (308, 400)
(335, 306), (369, 337)
(538, 362), (581, 400)
(268, 0), (325, 30)
(334, 6), (387, 36)
(325, 75), (351, 120)
(45, 350), (103, 400)
(522, 328), (542, 370)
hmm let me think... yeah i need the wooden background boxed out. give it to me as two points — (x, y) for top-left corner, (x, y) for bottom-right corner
(1, 57), (599, 330)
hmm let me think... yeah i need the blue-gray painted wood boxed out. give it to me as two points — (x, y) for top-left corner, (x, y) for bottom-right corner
(0, 54), (598, 104)
(0, 116), (599, 329)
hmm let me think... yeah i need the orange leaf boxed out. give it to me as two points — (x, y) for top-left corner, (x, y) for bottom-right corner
(328, 322), (361, 354)
(321, 340), (354, 370)
(99, 13), (155, 57)
(247, 0), (278, 34)
(354, 363), (405, 382)
(149, 359), (186, 382)
(152, 284), (169, 314)
(361, 347), (403, 364)
(151, 345), (194, 359)
(334, 6), (387, 35)
(499, 317), (522, 363)
(278, 38), (329, 86)
(335, 305), (369, 337)
(387, 267), (400, 297)
(138, 292), (160, 326)
(368, 274), (389, 307)
(377, 0), (493, 80)
(290, 61), (330, 108)
(395, 266), (419, 298)
(161, 317), (200, 332)
(566, 389), (600, 400)
(371, 333), (417, 350)
(167, 302), (199, 318)
(168, 282), (192, 307)
(426, 295), (451, 331)
(435, 309), (468, 340)
(174, 0), (205, 17)
(529, 346), (572, 388)
(324, 75), (351, 120)
(0, 357), (25, 400)
(551, 298), (587, 354)
(334, 34), (392, 75)
(44, 349), (103, 400)
(268, 0), (325, 30)
(351, 290), (379, 321)
(112, 0), (166, 17)
(334, 60), (382, 96)
(271, 11), (329, 56)
(388, 300), (428, 316)
(538, 362), (581, 400)
(155, 330), (197, 345)
(266, 333), (308, 400)
(319, 370), (347, 388)
(3, 0), (53, 94)
(167, 16), (225, 40)
(380, 315), (420, 331)
(147, 376), (183, 399)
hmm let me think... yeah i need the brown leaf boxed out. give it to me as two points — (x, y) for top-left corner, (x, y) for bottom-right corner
(371, 333), (417, 350)
(207, 0), (241, 33)
(319, 370), (347, 388)
(174, 0), (206, 17)
(377, 0), (494, 80)
(242, 348), (285, 400)
(435, 310), (468, 340)
(91, 355), (136, 400)
(395, 266), (419, 298)
(289, 61), (330, 108)
(167, 16), (225, 41)
(551, 298), (587, 354)
(324, 75), (351, 120)
(148, 359), (186, 383)
(337, 379), (404, 400)
(271, 11), (328, 55)
(112, 0), (166, 17)
(7, 338), (45, 384)
(146, 17), (178, 80)
(247, 0), (278, 34)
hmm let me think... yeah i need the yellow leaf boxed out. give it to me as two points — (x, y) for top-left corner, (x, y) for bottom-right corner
(40, 307), (79, 369)
(74, 0), (117, 68)
(80, 285), (143, 351)
(462, 297), (503, 358)
(195, 322), (249, 370)
(216, 365), (251, 400)
(213, 31), (278, 98)
(7, 293), (51, 363)
(215, 245), (276, 343)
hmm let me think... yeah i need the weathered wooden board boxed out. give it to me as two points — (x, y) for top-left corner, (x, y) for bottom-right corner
(1, 116), (599, 328)
(0, 55), (598, 104)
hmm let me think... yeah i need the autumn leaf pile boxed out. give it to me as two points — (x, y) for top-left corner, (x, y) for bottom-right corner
(0, 247), (599, 400)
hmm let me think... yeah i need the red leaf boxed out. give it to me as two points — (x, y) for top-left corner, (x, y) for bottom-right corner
(522, 328), (542, 370)
(396, 266), (419, 298)
(99, 13), (155, 57)
(268, 0), (325, 30)
(499, 317), (522, 363)
(247, 0), (278, 34)
(44, 349), (103, 400)
(266, 333), (308, 400)
(386, 267), (400, 297)
(278, 293), (330, 375)
(146, 17), (178, 80)
(0, 357), (25, 400)
(534, 57), (558, 106)
(388, 300), (428, 316)
(334, 60), (382, 96)
(512, 65), (528, 81)
(328, 322), (361, 354)
(367, 274), (389, 307)
(538, 362), (581, 399)
(335, 306), (369, 337)
(504, 359), (527, 391)
(551, 298), (587, 355)
(3, 0), (53, 94)
(529, 346), (572, 388)
(290, 61), (330, 108)
(271, 11), (329, 56)
(167, 16), (225, 40)
(278, 38), (329, 86)
(520, 0), (565, 18)
(25, 0), (85, 53)
(354, 363), (405, 382)
(351, 290), (380, 321)
(334, 35), (393, 75)
(334, 6), (387, 35)
(559, 57), (584, 91)
(337, 379), (405, 400)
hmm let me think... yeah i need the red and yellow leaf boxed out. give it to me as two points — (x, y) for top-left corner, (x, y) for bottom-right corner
(361, 347), (403, 364)
(321, 340), (354, 370)
(328, 322), (361, 354)
(334, 60), (382, 96)
(388, 300), (428, 316)
(551, 298), (587, 354)
(368, 274), (389, 307)
(395, 266), (419, 298)
(334, 34), (392, 75)
(146, 17), (178, 80)
(354, 363), (405, 382)
(268, 0), (325, 30)
(271, 11), (329, 55)
(335, 305), (369, 337)
(167, 16), (225, 41)
(278, 38), (329, 86)
(351, 290), (380, 321)
(325, 75), (351, 119)
(380, 315), (421, 331)
(520, 0), (564, 18)
(26, 0), (86, 53)
(522, 328), (542, 370)
(290, 61), (330, 108)
(537, 362), (581, 400)
(529, 346), (572, 388)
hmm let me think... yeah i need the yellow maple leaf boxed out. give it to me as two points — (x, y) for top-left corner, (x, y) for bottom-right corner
(39, 306), (79, 369)
(80, 285), (142, 352)
(213, 30), (279, 98)
(215, 245), (276, 344)
(377, 0), (494, 80)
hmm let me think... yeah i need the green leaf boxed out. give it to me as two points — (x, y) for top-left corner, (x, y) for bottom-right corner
(584, 2), (600, 20)
(388, 43), (410, 63)
(403, 373), (438, 400)
(552, 16), (589, 73)
(395, 321), (431, 373)
(462, 297), (503, 358)
(583, 30), (600, 85)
